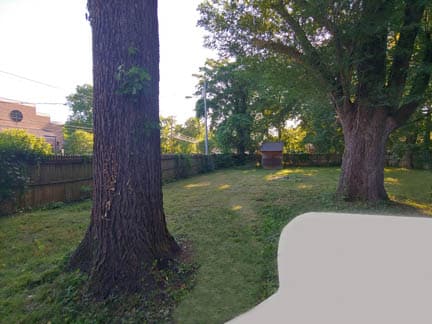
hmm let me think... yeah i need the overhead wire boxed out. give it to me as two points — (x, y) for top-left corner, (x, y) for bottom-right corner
(0, 69), (65, 90)
(0, 70), (92, 131)
(0, 96), (66, 106)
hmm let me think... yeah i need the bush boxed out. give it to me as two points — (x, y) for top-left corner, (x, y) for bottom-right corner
(213, 154), (250, 169)
(63, 129), (93, 155)
(0, 129), (52, 156)
(0, 130), (52, 203)
(213, 154), (235, 168)
(174, 155), (192, 179)
(199, 155), (215, 173)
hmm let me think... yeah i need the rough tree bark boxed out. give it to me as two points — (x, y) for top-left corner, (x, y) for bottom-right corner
(337, 108), (396, 200)
(69, 0), (180, 298)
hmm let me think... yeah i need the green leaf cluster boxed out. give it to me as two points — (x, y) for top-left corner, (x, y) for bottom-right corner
(198, 0), (432, 155)
(115, 65), (151, 96)
(0, 129), (52, 203)
(63, 129), (93, 155)
(66, 84), (93, 128)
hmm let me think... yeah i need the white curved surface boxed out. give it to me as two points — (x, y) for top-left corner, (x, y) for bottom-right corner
(228, 212), (432, 324)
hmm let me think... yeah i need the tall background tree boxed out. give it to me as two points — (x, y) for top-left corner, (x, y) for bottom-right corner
(69, 0), (179, 298)
(66, 84), (94, 127)
(195, 59), (256, 154)
(199, 0), (432, 201)
(193, 55), (339, 154)
(64, 84), (94, 155)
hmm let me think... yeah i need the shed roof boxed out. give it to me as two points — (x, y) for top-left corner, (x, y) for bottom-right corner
(261, 142), (284, 152)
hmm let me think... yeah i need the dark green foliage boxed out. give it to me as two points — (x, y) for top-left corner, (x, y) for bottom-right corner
(174, 155), (192, 179)
(199, 155), (215, 173)
(196, 59), (257, 154)
(65, 84), (93, 128)
(213, 153), (250, 168)
(64, 85), (94, 155)
(115, 64), (151, 96)
(63, 130), (93, 155)
(300, 102), (344, 154)
(0, 157), (27, 203)
(199, 0), (432, 200)
(213, 154), (236, 168)
(388, 103), (432, 168)
(194, 55), (341, 154)
(215, 113), (253, 153)
(0, 130), (52, 204)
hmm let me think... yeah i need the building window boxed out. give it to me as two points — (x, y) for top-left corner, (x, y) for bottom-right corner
(10, 110), (23, 122)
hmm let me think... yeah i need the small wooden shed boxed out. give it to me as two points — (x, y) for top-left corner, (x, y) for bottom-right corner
(260, 142), (284, 169)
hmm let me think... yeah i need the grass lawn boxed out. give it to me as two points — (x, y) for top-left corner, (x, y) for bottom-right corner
(1, 167), (431, 323)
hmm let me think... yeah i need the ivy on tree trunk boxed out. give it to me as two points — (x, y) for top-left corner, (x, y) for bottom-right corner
(69, 0), (179, 298)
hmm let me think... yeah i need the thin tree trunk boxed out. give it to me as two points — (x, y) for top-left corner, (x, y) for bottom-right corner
(337, 108), (394, 201)
(399, 132), (417, 169)
(424, 106), (431, 169)
(69, 0), (179, 298)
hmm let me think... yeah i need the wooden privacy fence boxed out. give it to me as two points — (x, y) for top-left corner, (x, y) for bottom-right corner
(2, 153), (345, 215)
(0, 156), (92, 215)
(255, 153), (343, 167)
(0, 154), (217, 215)
(283, 153), (342, 166)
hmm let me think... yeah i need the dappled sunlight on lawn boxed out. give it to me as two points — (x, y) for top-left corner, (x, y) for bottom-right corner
(218, 184), (231, 190)
(385, 167), (410, 173)
(264, 169), (295, 181)
(241, 169), (257, 174)
(264, 168), (318, 181)
(184, 182), (211, 189)
(384, 177), (400, 185)
(389, 195), (432, 216)
(297, 184), (313, 190)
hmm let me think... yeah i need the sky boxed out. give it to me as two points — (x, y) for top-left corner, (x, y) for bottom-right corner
(0, 0), (215, 124)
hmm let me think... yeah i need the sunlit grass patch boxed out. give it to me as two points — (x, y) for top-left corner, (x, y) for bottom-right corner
(184, 181), (211, 189)
(385, 177), (400, 185)
(264, 168), (321, 181)
(1, 167), (430, 323)
(297, 184), (313, 190)
(389, 197), (432, 216)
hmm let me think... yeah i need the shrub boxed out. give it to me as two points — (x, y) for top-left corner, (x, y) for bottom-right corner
(0, 129), (52, 155)
(213, 154), (250, 168)
(213, 154), (235, 168)
(0, 129), (52, 203)
(63, 129), (93, 155)
(199, 155), (215, 173)
(174, 155), (192, 179)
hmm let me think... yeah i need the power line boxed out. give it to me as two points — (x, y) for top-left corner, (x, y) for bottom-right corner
(64, 124), (93, 131)
(0, 96), (67, 106)
(0, 118), (94, 131)
(0, 69), (65, 90)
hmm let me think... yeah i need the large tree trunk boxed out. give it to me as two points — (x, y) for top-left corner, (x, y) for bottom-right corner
(69, 0), (179, 298)
(337, 108), (395, 201)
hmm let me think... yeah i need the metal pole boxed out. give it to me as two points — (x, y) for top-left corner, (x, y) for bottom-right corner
(203, 80), (209, 155)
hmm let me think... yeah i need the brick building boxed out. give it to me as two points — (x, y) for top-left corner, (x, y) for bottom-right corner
(0, 98), (64, 152)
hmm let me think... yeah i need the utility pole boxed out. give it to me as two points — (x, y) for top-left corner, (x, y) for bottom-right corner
(202, 79), (209, 155)
(191, 73), (209, 155)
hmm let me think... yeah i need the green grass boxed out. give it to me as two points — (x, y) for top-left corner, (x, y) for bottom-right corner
(1, 167), (431, 323)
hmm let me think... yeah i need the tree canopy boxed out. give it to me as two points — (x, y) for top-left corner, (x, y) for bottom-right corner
(199, 0), (432, 200)
(66, 84), (93, 128)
